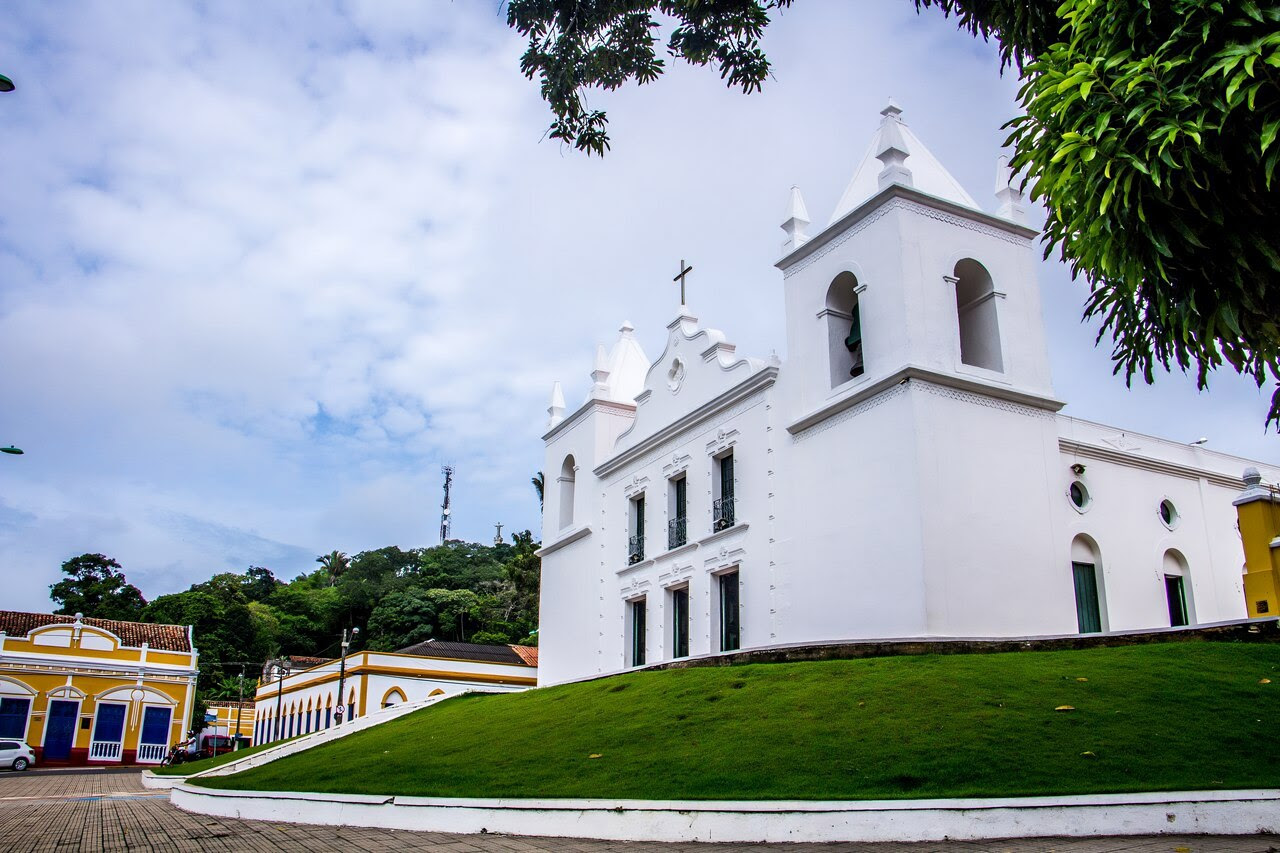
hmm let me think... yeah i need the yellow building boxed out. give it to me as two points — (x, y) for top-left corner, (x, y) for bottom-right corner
(205, 700), (254, 742)
(1236, 467), (1280, 618)
(0, 611), (198, 766)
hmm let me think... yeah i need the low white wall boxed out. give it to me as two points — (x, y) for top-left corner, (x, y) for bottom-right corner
(171, 784), (1280, 843)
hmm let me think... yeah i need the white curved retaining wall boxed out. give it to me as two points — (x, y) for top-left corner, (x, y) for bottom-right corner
(143, 692), (460, 790)
(171, 784), (1280, 843)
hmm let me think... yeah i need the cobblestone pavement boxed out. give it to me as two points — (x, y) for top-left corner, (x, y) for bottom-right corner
(0, 768), (1277, 853)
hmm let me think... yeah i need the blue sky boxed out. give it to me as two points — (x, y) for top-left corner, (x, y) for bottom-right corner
(1, 2), (1275, 612)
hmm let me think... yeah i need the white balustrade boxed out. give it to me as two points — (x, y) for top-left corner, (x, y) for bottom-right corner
(89, 740), (122, 761)
(136, 743), (168, 763)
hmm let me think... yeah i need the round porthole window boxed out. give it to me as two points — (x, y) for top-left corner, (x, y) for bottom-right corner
(1068, 480), (1091, 513)
(1159, 499), (1179, 529)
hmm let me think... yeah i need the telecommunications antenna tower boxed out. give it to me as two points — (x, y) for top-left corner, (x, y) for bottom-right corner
(439, 465), (454, 544)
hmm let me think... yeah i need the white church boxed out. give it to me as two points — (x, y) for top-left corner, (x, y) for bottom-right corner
(535, 103), (1277, 687)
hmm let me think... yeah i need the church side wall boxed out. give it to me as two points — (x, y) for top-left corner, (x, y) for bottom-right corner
(909, 385), (1070, 637)
(774, 385), (930, 642)
(1053, 452), (1248, 631)
(537, 533), (601, 686)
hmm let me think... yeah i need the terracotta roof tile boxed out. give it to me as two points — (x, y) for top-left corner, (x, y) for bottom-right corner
(0, 610), (191, 653)
(510, 645), (539, 667)
(285, 655), (333, 669)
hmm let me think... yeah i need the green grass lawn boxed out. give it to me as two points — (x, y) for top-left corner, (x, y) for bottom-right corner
(152, 737), (298, 776)
(195, 641), (1280, 800)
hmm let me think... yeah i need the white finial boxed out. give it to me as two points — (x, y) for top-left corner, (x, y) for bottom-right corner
(781, 185), (811, 253)
(1234, 465), (1273, 506)
(876, 100), (912, 191)
(590, 344), (611, 398)
(994, 154), (1026, 224)
(547, 381), (565, 428)
(619, 320), (635, 337)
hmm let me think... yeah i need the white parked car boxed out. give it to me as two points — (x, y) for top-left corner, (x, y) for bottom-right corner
(0, 740), (35, 771)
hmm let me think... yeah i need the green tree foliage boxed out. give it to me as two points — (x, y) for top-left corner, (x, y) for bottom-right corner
(333, 545), (419, 630)
(49, 553), (147, 621)
(261, 577), (341, 658)
(71, 537), (541, 682)
(507, 0), (1280, 426)
(208, 671), (250, 701)
(532, 471), (545, 510)
(367, 588), (438, 650)
(242, 566), (281, 601)
(415, 540), (510, 589)
(142, 573), (269, 691)
(1005, 0), (1280, 424)
(316, 550), (350, 587)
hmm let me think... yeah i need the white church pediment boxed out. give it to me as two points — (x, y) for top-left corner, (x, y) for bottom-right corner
(611, 311), (767, 457)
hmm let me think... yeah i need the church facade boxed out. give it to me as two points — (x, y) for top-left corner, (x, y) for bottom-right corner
(536, 104), (1277, 687)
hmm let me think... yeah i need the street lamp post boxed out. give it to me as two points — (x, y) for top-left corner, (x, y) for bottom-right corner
(272, 659), (291, 741)
(334, 627), (359, 725)
(233, 668), (245, 750)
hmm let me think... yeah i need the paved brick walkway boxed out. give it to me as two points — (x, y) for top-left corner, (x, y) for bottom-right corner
(1, 768), (1277, 852)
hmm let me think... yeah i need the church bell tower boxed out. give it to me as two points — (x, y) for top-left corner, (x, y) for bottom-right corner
(770, 102), (1068, 641)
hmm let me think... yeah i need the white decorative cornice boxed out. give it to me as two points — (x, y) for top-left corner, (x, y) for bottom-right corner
(778, 187), (1037, 279)
(542, 398), (636, 443)
(1058, 441), (1245, 491)
(535, 524), (593, 558)
(788, 365), (1062, 437)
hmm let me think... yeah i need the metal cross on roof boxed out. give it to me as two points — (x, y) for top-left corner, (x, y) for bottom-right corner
(673, 259), (693, 307)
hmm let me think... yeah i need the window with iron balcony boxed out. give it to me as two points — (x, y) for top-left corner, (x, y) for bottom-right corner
(668, 475), (687, 549)
(628, 493), (646, 564)
(713, 452), (736, 532)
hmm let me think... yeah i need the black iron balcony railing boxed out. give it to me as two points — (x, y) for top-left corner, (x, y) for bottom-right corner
(628, 533), (645, 564)
(668, 516), (687, 549)
(713, 496), (736, 532)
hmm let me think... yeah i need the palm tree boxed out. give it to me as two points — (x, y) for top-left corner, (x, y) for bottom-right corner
(531, 471), (544, 511)
(316, 551), (350, 587)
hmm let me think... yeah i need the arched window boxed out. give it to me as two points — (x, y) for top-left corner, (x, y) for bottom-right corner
(1162, 549), (1193, 627)
(953, 259), (1003, 372)
(381, 687), (407, 708)
(558, 455), (576, 530)
(1070, 534), (1106, 634)
(823, 271), (865, 388)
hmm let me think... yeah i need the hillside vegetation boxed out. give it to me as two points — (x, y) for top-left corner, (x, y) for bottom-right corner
(197, 641), (1280, 801)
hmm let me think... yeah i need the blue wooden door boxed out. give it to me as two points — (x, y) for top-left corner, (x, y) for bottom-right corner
(44, 701), (78, 761)
(92, 703), (125, 743)
(139, 707), (170, 746)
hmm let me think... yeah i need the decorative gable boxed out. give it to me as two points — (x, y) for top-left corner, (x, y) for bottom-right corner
(611, 310), (767, 458)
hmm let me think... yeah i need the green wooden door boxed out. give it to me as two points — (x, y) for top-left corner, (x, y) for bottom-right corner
(1072, 561), (1102, 634)
(1165, 575), (1188, 627)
